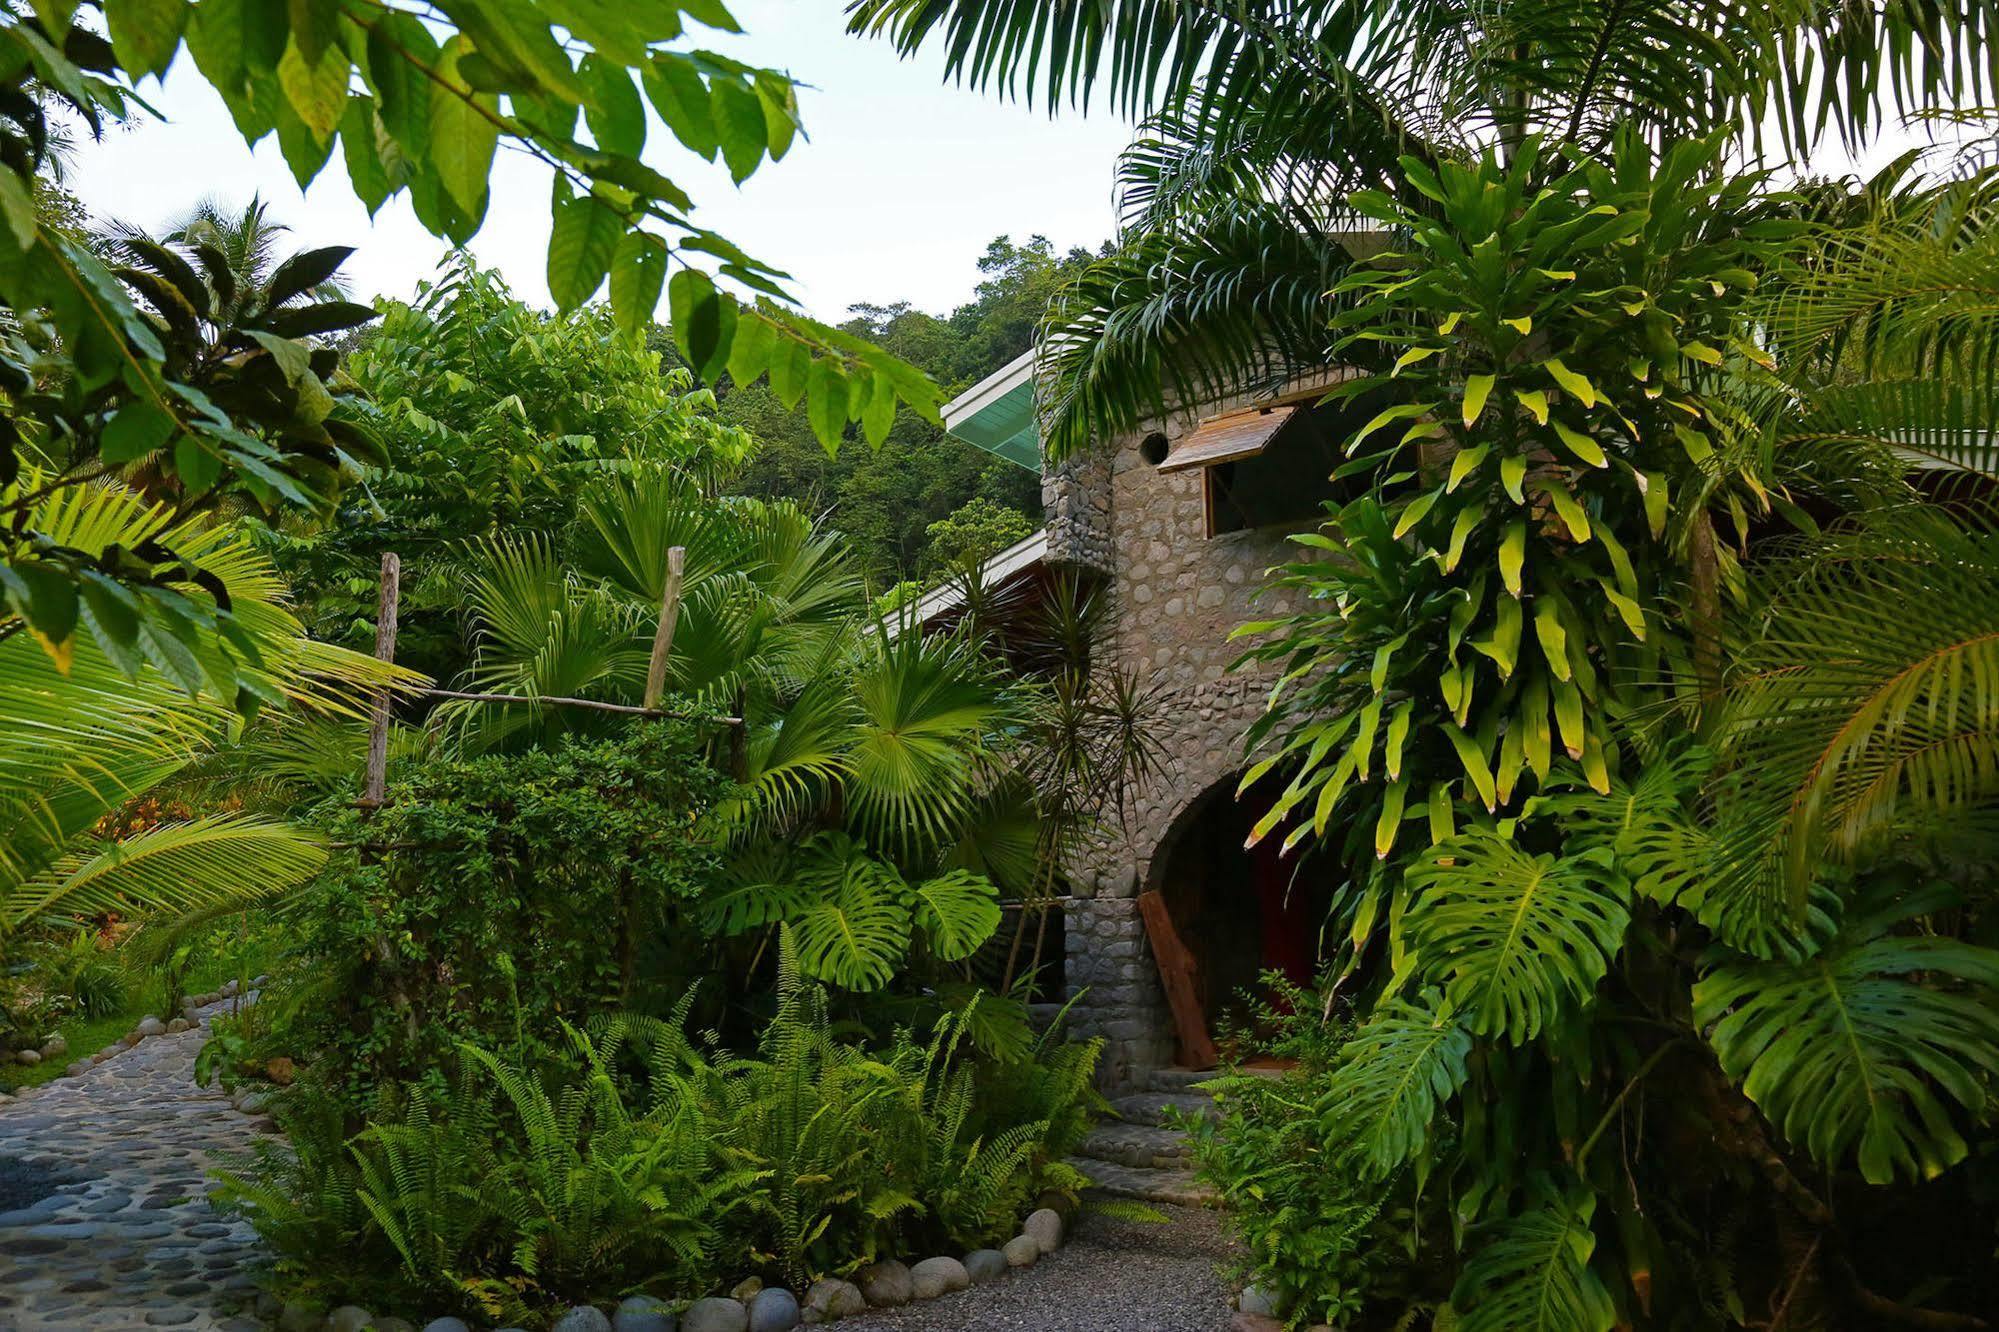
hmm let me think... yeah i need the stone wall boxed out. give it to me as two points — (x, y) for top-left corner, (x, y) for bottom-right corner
(1044, 419), (1314, 1088)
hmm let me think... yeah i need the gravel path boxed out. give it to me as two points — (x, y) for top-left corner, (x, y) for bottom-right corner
(0, 993), (269, 1331)
(842, 1204), (1238, 1332)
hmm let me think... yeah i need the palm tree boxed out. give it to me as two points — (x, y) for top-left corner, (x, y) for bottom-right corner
(0, 476), (419, 954)
(107, 194), (351, 328)
(848, 0), (1998, 457)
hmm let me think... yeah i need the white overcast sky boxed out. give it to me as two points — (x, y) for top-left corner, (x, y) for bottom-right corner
(64, 1), (1137, 322)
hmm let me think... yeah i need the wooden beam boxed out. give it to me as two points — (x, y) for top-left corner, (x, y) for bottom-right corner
(1136, 889), (1218, 1070)
(420, 689), (739, 725)
(360, 552), (400, 808)
(642, 545), (686, 713)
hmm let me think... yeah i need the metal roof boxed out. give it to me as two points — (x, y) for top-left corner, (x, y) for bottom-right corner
(940, 350), (1039, 471)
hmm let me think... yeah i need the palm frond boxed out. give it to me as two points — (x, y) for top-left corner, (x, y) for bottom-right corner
(5, 813), (326, 931)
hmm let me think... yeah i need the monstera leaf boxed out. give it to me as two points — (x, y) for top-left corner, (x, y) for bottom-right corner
(1454, 1197), (1616, 1332)
(1694, 878), (1999, 1184)
(912, 868), (1002, 961)
(787, 835), (914, 992)
(1321, 993), (1473, 1180)
(1401, 834), (1630, 1043)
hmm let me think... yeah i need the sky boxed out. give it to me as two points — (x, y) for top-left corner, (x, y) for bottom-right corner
(63, 1), (1138, 322)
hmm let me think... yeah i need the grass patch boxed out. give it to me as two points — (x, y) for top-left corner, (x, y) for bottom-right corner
(2, 948), (273, 1092)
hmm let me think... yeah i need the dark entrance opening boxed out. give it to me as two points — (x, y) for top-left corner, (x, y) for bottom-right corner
(1144, 775), (1333, 1065)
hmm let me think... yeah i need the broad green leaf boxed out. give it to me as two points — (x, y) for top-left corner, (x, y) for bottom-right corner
(608, 230), (668, 338)
(276, 33), (349, 141)
(1406, 836), (1629, 1044)
(101, 402), (177, 463)
(1500, 454), (1526, 503)
(805, 355), (850, 453)
(580, 54), (647, 156)
(1696, 910), (1999, 1186)
(427, 37), (501, 221)
(668, 267), (735, 382)
(644, 53), (719, 160)
(1454, 1202), (1616, 1332)
(1445, 502), (1481, 572)
(105, 0), (187, 79)
(711, 76), (769, 183)
(1384, 699), (1413, 780)
(1552, 676), (1585, 758)
(0, 167), (35, 249)
(1394, 345), (1443, 375)
(546, 189), (622, 310)
(1637, 469), (1667, 538)
(1515, 388), (1549, 425)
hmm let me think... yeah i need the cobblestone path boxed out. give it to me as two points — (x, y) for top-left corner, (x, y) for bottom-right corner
(0, 994), (269, 1331)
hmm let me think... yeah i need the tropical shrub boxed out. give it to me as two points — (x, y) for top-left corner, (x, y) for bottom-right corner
(1185, 972), (1452, 1329)
(260, 725), (732, 1108)
(218, 953), (1103, 1324)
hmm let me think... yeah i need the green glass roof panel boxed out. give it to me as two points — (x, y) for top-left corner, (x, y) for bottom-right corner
(941, 353), (1041, 471)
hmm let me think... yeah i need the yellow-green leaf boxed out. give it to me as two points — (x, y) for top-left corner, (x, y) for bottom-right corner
(1674, 424), (1713, 462)
(1384, 699), (1413, 780)
(1534, 600), (1571, 681)
(1499, 520), (1526, 596)
(1427, 782), (1456, 842)
(1393, 488), (1441, 538)
(1543, 357), (1597, 407)
(1681, 340), (1723, 366)
(1353, 697), (1384, 781)
(1515, 388), (1549, 424)
(1462, 373), (1495, 428)
(1496, 722), (1525, 805)
(1444, 726), (1497, 811)
(1394, 345), (1444, 375)
(1638, 469), (1668, 538)
(1543, 482), (1591, 543)
(1501, 315), (1532, 335)
(1447, 443), (1490, 491)
(1375, 778), (1411, 859)
(1552, 676), (1586, 758)
(1551, 419), (1608, 468)
(1500, 454), (1526, 503)
(1445, 502), (1481, 572)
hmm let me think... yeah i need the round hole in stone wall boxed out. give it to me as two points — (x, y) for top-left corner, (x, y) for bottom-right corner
(1138, 432), (1170, 466)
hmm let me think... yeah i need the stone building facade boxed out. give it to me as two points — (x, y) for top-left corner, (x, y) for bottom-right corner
(940, 354), (1340, 1091)
(1037, 422), (1317, 1089)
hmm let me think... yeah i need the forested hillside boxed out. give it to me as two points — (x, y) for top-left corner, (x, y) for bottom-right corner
(725, 235), (1102, 585)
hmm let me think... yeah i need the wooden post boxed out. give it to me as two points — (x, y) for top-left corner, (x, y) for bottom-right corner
(1136, 889), (1219, 1070)
(361, 552), (400, 808)
(642, 546), (686, 714)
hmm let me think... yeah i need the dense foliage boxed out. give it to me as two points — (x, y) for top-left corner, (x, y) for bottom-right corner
(862, 0), (1999, 1327)
(263, 727), (729, 1106)
(216, 954), (1102, 1324)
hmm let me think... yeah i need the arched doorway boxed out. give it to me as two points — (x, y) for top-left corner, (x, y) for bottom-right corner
(1139, 773), (1333, 1067)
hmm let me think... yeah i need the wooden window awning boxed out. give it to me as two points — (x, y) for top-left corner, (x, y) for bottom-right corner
(1157, 404), (1302, 472)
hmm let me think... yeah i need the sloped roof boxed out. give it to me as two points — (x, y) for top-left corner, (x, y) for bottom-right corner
(940, 350), (1039, 471)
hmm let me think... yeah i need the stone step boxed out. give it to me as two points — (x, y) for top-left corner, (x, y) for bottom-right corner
(1075, 1121), (1192, 1169)
(1144, 1067), (1218, 1092)
(1072, 1158), (1219, 1208)
(1109, 1090), (1218, 1128)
